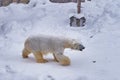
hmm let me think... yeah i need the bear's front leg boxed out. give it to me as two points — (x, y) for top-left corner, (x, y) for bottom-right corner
(53, 53), (59, 62)
(33, 52), (48, 63)
(54, 53), (70, 66)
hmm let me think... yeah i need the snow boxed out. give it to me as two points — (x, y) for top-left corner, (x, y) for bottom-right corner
(69, 13), (84, 19)
(0, 0), (120, 80)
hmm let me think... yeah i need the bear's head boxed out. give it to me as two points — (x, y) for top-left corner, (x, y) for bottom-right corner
(71, 40), (85, 51)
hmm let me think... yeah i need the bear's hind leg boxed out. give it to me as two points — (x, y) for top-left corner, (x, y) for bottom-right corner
(33, 52), (48, 63)
(22, 48), (31, 58)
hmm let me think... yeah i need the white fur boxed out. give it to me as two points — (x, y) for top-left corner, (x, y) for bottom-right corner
(22, 34), (83, 65)
(25, 35), (72, 54)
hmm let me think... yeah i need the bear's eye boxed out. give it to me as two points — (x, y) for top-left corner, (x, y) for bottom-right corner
(74, 44), (79, 49)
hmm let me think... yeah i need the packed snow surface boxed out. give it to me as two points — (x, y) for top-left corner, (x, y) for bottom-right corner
(0, 0), (120, 80)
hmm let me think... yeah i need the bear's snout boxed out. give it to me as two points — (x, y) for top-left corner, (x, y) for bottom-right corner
(79, 44), (85, 51)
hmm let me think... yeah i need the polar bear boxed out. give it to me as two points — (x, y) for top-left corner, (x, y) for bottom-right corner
(22, 35), (85, 66)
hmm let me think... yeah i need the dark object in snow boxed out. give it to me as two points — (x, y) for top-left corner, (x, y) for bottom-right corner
(69, 0), (86, 27)
(46, 75), (55, 80)
(70, 16), (86, 27)
(50, 0), (85, 3)
(90, 36), (93, 38)
(92, 61), (96, 63)
(0, 0), (29, 7)
(5, 65), (15, 73)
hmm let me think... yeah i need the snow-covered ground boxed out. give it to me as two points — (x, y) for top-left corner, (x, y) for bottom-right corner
(0, 0), (120, 80)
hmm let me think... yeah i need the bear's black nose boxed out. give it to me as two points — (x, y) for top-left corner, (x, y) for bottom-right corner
(79, 45), (85, 51)
(82, 46), (85, 49)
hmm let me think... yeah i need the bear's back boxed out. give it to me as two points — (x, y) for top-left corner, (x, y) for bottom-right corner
(27, 35), (67, 51)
